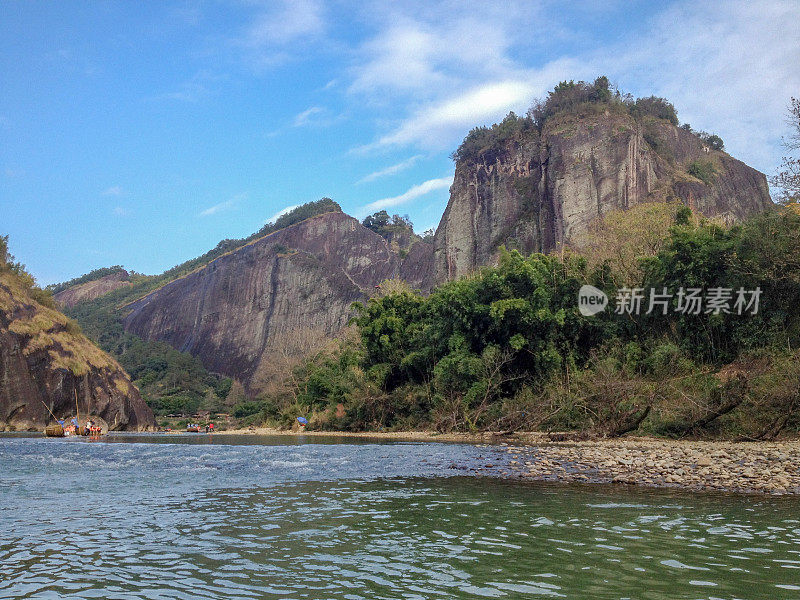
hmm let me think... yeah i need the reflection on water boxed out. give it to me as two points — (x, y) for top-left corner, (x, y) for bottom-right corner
(2, 434), (799, 599)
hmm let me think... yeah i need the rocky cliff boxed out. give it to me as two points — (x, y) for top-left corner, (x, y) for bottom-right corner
(122, 211), (432, 390)
(0, 269), (154, 431)
(433, 111), (773, 282)
(54, 269), (132, 308)
(56, 90), (776, 397)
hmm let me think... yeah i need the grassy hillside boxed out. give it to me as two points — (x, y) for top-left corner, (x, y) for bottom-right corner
(0, 237), (127, 387)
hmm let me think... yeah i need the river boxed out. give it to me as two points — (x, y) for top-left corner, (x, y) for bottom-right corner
(2, 433), (799, 599)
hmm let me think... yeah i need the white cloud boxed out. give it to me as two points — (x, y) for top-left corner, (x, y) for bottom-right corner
(199, 199), (235, 217)
(360, 175), (453, 215)
(378, 81), (533, 150)
(347, 0), (797, 178)
(353, 71), (583, 153)
(266, 204), (299, 223)
(348, 10), (587, 153)
(156, 84), (208, 103)
(248, 0), (324, 46)
(348, 22), (447, 97)
(113, 206), (131, 217)
(347, 5), (540, 99)
(102, 186), (124, 196)
(230, 0), (327, 69)
(357, 155), (422, 183)
(149, 71), (223, 104)
(598, 0), (800, 174)
(293, 106), (325, 127)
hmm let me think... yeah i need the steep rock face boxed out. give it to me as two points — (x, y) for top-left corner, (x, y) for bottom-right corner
(54, 270), (132, 308)
(122, 212), (432, 389)
(434, 112), (773, 283)
(0, 271), (154, 431)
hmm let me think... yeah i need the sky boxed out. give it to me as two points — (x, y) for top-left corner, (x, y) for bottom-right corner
(1, 0), (799, 285)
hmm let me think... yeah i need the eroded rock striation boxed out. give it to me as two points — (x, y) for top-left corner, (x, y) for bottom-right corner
(433, 111), (773, 283)
(0, 270), (154, 431)
(122, 212), (432, 390)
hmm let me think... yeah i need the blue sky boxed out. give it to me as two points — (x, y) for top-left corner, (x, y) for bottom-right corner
(1, 0), (798, 285)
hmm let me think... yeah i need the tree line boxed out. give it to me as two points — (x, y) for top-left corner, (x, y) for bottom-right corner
(258, 204), (800, 440)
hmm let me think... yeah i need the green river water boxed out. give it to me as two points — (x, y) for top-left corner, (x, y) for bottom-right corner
(1, 433), (798, 599)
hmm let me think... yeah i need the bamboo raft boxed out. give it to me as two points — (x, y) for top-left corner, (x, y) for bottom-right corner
(44, 424), (65, 437)
(41, 390), (108, 437)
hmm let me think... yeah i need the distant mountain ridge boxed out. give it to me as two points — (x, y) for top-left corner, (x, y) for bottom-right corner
(54, 269), (132, 308)
(53, 79), (774, 399)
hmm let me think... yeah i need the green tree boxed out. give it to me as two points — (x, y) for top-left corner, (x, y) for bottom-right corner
(630, 96), (679, 125)
(362, 210), (390, 232)
(704, 134), (724, 151)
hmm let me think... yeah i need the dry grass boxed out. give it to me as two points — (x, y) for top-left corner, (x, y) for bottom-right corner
(1, 270), (121, 376)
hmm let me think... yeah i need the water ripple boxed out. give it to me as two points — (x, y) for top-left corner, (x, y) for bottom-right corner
(2, 435), (800, 599)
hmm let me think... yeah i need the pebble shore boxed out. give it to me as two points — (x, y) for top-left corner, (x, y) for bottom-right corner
(480, 437), (800, 495)
(215, 427), (800, 495)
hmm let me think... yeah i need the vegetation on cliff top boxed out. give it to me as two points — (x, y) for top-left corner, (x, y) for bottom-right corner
(452, 76), (723, 163)
(361, 211), (424, 255)
(254, 205), (800, 440)
(362, 210), (413, 237)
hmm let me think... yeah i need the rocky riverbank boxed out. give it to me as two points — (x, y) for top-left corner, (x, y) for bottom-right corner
(217, 428), (800, 495)
(482, 437), (800, 495)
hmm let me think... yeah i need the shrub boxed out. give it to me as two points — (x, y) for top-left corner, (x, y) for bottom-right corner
(451, 111), (535, 162)
(643, 342), (693, 377)
(233, 401), (264, 418)
(688, 160), (717, 184)
(64, 318), (83, 336)
(630, 96), (679, 125)
(643, 128), (674, 162)
(30, 287), (57, 309)
(704, 134), (724, 151)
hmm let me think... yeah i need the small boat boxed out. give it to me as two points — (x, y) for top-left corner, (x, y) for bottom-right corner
(44, 423), (65, 437)
(76, 422), (105, 436)
(40, 391), (108, 438)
